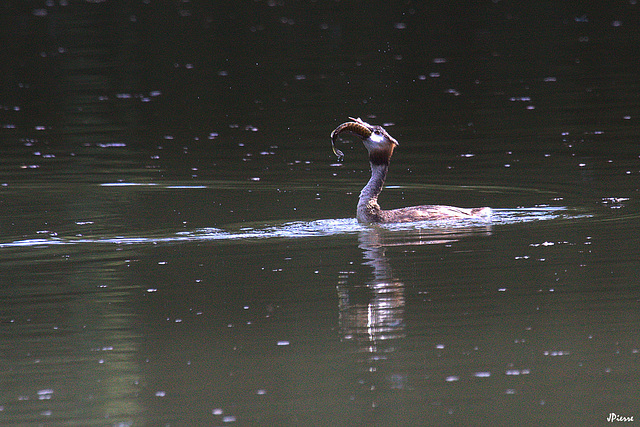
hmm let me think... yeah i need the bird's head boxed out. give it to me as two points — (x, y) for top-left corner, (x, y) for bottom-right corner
(331, 117), (399, 165)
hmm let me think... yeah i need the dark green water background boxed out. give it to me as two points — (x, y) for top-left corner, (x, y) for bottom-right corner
(1, 1), (639, 426)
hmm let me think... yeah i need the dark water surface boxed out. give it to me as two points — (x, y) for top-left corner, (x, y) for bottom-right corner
(1, 2), (639, 426)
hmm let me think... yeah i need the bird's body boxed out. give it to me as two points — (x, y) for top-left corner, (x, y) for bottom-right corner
(331, 117), (492, 224)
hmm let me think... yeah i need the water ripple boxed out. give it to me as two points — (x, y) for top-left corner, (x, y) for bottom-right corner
(0, 207), (586, 249)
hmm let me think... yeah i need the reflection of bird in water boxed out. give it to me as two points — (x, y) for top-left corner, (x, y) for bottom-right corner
(335, 228), (408, 401)
(337, 225), (491, 345)
(331, 117), (493, 224)
(337, 228), (405, 345)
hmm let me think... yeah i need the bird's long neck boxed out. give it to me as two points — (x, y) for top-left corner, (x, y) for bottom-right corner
(357, 161), (389, 223)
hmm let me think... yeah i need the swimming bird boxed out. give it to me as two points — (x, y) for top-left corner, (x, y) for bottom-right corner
(331, 117), (492, 224)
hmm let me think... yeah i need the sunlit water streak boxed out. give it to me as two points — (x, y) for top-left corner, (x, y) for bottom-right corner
(0, 207), (588, 248)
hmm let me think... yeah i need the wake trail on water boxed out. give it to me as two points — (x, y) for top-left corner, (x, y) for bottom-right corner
(0, 207), (587, 248)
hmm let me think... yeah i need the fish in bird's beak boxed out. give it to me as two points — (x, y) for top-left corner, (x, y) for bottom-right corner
(331, 117), (397, 161)
(330, 117), (374, 161)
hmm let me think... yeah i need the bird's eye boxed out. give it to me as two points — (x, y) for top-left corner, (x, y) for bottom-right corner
(374, 130), (381, 135)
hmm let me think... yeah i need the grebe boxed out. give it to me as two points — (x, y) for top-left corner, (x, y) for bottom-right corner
(331, 117), (492, 224)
